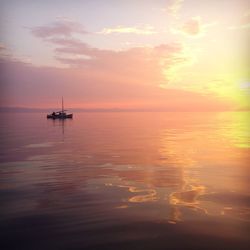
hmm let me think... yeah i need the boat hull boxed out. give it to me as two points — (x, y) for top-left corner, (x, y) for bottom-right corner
(47, 114), (73, 119)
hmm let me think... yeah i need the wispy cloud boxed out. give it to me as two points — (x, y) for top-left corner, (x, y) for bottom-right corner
(181, 17), (202, 35)
(0, 43), (14, 61)
(0, 43), (8, 58)
(172, 17), (216, 37)
(228, 11), (250, 30)
(52, 38), (184, 87)
(168, 0), (184, 18)
(30, 23), (186, 88)
(30, 20), (88, 38)
(0, 43), (6, 51)
(98, 25), (157, 35)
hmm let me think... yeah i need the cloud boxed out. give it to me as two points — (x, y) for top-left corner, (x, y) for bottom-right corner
(29, 23), (194, 99)
(47, 37), (186, 88)
(0, 57), (231, 111)
(12, 21), (234, 111)
(168, 0), (184, 18)
(0, 43), (6, 51)
(181, 17), (201, 35)
(0, 43), (10, 55)
(98, 25), (157, 35)
(49, 38), (94, 55)
(30, 24), (185, 84)
(30, 20), (88, 38)
(228, 11), (250, 30)
(0, 43), (15, 60)
(172, 17), (216, 37)
(5, 26), (211, 110)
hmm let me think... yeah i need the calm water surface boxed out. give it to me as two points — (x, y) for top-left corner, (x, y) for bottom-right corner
(0, 112), (249, 250)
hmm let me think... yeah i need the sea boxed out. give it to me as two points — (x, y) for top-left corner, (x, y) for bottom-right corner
(0, 112), (249, 250)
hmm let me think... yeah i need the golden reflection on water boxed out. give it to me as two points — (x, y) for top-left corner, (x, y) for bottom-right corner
(218, 112), (250, 149)
(1, 112), (250, 250)
(168, 185), (207, 224)
(99, 112), (250, 224)
(160, 113), (249, 223)
(1, 112), (249, 226)
(128, 187), (157, 203)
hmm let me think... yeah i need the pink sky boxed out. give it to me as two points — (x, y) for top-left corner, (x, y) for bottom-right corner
(0, 0), (249, 111)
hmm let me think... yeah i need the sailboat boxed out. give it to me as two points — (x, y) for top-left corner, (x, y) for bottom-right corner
(47, 97), (73, 119)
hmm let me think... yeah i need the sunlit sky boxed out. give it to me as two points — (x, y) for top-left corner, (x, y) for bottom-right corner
(0, 0), (249, 110)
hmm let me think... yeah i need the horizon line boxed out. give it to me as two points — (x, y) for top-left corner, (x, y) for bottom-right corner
(0, 106), (249, 113)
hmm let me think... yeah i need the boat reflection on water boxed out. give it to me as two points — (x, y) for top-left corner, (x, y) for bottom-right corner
(47, 115), (74, 142)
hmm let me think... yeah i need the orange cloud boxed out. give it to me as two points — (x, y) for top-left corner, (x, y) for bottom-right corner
(181, 17), (201, 36)
(171, 17), (216, 37)
(228, 11), (250, 30)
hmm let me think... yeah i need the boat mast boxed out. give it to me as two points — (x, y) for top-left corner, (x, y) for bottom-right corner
(62, 96), (64, 112)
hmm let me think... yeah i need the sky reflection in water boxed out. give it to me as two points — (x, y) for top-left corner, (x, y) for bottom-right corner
(0, 112), (249, 249)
